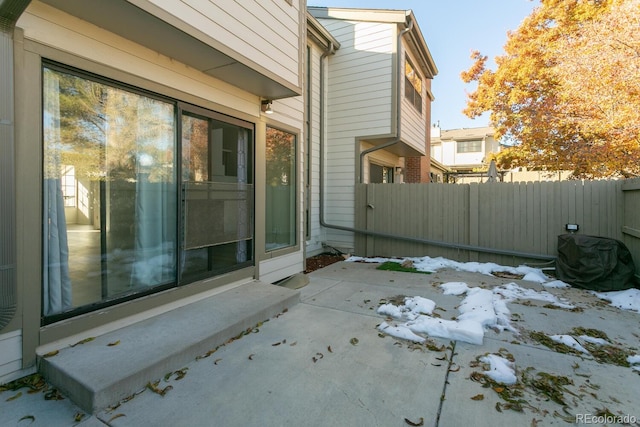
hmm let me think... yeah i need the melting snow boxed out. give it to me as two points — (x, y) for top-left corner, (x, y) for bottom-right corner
(593, 288), (640, 313)
(549, 334), (590, 354)
(479, 354), (517, 385)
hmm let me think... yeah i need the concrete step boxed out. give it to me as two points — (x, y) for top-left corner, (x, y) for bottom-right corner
(38, 281), (299, 414)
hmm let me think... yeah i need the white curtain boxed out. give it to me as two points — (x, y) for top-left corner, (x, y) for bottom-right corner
(42, 71), (72, 315)
(130, 99), (176, 287)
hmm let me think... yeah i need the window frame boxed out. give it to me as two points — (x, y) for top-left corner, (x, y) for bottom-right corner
(41, 60), (257, 324)
(404, 55), (423, 114)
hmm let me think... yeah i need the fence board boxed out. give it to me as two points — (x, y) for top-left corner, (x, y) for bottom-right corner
(354, 180), (635, 274)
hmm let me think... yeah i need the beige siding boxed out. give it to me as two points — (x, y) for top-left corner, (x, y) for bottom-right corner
(137, 0), (302, 88)
(0, 330), (23, 383)
(18, 2), (260, 116)
(400, 42), (427, 155)
(314, 18), (395, 252)
(321, 18), (394, 138)
(354, 180), (640, 274)
(259, 251), (305, 283)
(306, 43), (324, 255)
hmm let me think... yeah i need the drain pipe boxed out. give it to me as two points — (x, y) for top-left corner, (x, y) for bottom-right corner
(0, 0), (31, 330)
(317, 15), (555, 262)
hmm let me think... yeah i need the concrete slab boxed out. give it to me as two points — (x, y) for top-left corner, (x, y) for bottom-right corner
(441, 338), (639, 427)
(95, 303), (451, 427)
(38, 281), (299, 414)
(2, 260), (638, 427)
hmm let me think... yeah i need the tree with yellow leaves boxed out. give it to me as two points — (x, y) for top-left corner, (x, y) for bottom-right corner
(462, 0), (640, 178)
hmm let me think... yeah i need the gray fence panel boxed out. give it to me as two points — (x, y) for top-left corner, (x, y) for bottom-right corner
(355, 180), (637, 275)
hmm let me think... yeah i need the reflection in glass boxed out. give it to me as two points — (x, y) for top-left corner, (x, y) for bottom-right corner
(265, 127), (296, 251)
(42, 66), (177, 316)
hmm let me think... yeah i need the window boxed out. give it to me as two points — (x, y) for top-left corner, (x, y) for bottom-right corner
(266, 127), (296, 251)
(42, 63), (254, 322)
(370, 163), (394, 184)
(405, 56), (422, 114)
(457, 140), (482, 153)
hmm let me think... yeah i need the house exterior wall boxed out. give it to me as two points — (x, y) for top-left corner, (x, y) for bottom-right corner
(399, 41), (427, 156)
(132, 0), (303, 91)
(317, 17), (395, 252)
(305, 41), (325, 256)
(3, 0), (304, 382)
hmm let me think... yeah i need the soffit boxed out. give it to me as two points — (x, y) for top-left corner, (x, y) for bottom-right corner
(40, 0), (300, 99)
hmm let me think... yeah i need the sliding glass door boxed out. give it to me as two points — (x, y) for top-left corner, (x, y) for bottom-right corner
(180, 108), (254, 283)
(42, 63), (254, 322)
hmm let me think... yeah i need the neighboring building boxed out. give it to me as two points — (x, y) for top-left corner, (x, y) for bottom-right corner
(0, 2), (436, 385)
(308, 7), (438, 255)
(430, 125), (501, 182)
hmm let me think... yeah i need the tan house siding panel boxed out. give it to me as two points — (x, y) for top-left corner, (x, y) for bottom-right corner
(0, 330), (22, 382)
(259, 251), (305, 283)
(306, 42), (324, 254)
(322, 19), (394, 138)
(18, 3), (260, 116)
(143, 0), (301, 87)
(400, 43), (427, 155)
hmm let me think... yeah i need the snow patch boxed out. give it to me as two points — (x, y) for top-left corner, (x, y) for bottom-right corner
(479, 354), (517, 385)
(593, 289), (640, 313)
(550, 334), (590, 354)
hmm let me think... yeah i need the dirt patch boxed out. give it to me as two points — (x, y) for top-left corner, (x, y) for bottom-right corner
(304, 253), (344, 273)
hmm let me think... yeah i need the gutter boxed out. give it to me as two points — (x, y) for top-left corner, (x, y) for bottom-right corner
(0, 0), (31, 330)
(317, 14), (555, 262)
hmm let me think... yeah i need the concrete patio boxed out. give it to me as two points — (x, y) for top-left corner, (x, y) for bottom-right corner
(1, 259), (639, 426)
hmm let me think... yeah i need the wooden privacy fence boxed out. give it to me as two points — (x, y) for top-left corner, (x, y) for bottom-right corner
(355, 178), (640, 276)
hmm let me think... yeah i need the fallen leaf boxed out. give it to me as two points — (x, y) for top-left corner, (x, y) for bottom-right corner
(493, 386), (505, 393)
(272, 341), (282, 346)
(350, 338), (359, 346)
(471, 394), (484, 401)
(108, 414), (126, 423)
(44, 389), (64, 401)
(196, 348), (218, 360)
(495, 402), (503, 412)
(74, 412), (85, 422)
(328, 346), (333, 353)
(214, 358), (222, 365)
(70, 337), (95, 347)
(449, 365), (460, 372)
(404, 417), (424, 426)
(43, 350), (59, 358)
(174, 368), (188, 381)
(6, 392), (22, 401)
(107, 340), (120, 347)
(248, 354), (255, 360)
(18, 415), (35, 424)
(289, 341), (297, 346)
(147, 381), (172, 397)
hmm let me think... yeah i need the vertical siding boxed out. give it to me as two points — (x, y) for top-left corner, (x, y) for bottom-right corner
(622, 178), (640, 277)
(354, 181), (636, 272)
(143, 0), (302, 88)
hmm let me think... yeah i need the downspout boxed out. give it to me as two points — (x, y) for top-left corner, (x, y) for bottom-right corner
(317, 16), (554, 261)
(0, 0), (31, 330)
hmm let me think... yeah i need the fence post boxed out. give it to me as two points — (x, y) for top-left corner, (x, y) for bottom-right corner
(469, 183), (479, 262)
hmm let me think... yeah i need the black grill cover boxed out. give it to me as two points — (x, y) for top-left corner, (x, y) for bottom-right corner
(556, 234), (638, 291)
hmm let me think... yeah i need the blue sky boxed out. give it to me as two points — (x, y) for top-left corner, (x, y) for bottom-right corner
(308, 1), (538, 130)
